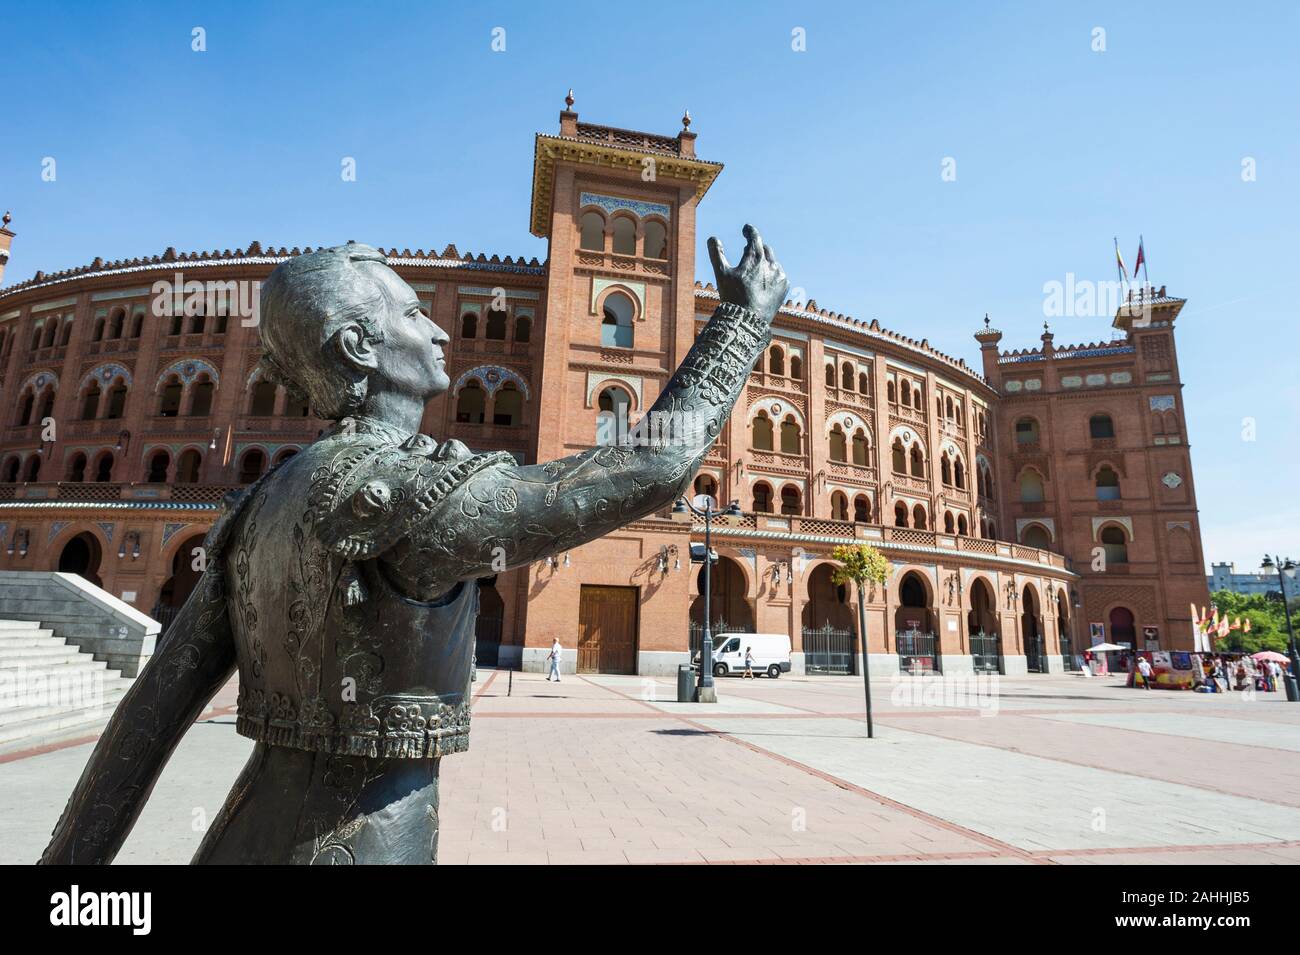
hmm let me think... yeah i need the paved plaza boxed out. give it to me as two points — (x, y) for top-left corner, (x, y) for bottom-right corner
(3, 669), (1299, 865)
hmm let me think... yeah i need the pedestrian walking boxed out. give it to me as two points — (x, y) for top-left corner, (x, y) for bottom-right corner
(1136, 654), (1154, 690)
(743, 645), (755, 679)
(546, 637), (563, 682)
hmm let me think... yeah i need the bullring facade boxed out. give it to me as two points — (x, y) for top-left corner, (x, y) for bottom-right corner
(0, 102), (1208, 676)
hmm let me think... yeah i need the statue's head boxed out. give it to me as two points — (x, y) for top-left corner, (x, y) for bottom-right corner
(256, 243), (449, 420)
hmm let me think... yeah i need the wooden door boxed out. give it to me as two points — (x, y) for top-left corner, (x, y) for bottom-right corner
(577, 585), (638, 674)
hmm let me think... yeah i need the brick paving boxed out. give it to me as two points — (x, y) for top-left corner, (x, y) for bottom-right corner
(1, 669), (1297, 864)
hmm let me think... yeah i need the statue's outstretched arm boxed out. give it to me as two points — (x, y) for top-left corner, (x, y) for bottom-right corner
(39, 568), (236, 864)
(414, 226), (788, 584)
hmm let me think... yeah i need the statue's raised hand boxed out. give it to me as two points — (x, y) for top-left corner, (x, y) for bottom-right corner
(708, 224), (788, 324)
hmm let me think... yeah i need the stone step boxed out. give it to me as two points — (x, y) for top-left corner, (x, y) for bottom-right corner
(0, 707), (121, 752)
(0, 644), (94, 661)
(0, 633), (59, 648)
(0, 619), (46, 631)
(0, 651), (112, 669)
(0, 684), (130, 729)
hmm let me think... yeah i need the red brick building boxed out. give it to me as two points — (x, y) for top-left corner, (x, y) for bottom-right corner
(0, 103), (1206, 677)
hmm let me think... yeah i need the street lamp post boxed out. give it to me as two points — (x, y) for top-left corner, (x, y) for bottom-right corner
(1262, 555), (1298, 701)
(672, 495), (742, 704)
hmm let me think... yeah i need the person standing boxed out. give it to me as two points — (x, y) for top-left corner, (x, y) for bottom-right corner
(546, 637), (563, 682)
(743, 646), (755, 679)
(1136, 654), (1154, 690)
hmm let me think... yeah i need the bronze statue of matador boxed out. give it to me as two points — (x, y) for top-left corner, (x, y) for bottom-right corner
(41, 225), (787, 864)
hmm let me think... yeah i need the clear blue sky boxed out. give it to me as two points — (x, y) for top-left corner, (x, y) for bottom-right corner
(2, 1), (1295, 573)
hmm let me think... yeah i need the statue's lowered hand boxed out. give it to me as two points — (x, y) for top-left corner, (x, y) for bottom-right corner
(707, 224), (788, 324)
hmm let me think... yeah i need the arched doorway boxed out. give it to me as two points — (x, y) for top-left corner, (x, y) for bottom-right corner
(1057, 587), (1076, 670)
(967, 577), (1001, 673)
(57, 532), (103, 589)
(475, 576), (504, 667)
(690, 555), (753, 634)
(1022, 585), (1045, 672)
(1108, 606), (1136, 646)
(153, 533), (205, 633)
(802, 563), (855, 674)
(895, 571), (938, 674)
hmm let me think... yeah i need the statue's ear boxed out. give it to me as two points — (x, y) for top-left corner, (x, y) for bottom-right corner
(334, 324), (380, 373)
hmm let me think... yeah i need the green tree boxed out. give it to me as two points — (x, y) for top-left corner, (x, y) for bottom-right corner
(831, 543), (892, 739)
(1208, 590), (1292, 653)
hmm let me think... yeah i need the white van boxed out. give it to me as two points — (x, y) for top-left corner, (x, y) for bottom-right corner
(695, 633), (791, 678)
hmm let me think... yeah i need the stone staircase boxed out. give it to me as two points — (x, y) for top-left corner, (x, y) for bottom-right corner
(0, 618), (136, 753)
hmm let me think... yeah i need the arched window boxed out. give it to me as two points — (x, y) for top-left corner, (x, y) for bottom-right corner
(146, 450), (170, 483)
(828, 426), (847, 462)
(853, 495), (870, 523)
(238, 449), (266, 484)
(1022, 524), (1051, 549)
(130, 313), (144, 338)
(455, 380), (486, 424)
(1109, 606), (1136, 643)
(81, 382), (102, 421)
(93, 452), (114, 483)
(30, 325), (42, 351)
(825, 365), (836, 388)
(894, 502), (908, 527)
(37, 388), (54, 422)
(779, 485), (802, 516)
(790, 356), (803, 381)
(694, 474), (718, 505)
(891, 439), (906, 473)
(2, 457), (19, 482)
(514, 316), (531, 343)
(953, 457), (965, 489)
(176, 449), (202, 483)
(913, 504), (928, 530)
(944, 511), (955, 533)
(485, 308), (507, 340)
(66, 452), (87, 483)
(105, 379), (128, 419)
(752, 413), (774, 451)
(831, 491), (849, 521)
(1100, 526), (1129, 564)
(940, 454), (952, 485)
(579, 211), (605, 251)
(858, 372), (870, 393)
(274, 448), (299, 466)
(945, 396), (954, 420)
(1015, 416), (1039, 445)
(1095, 465), (1120, 501)
(909, 444), (924, 478)
(596, 386), (630, 446)
(1089, 414), (1115, 439)
(460, 313), (478, 339)
(841, 363), (853, 390)
(1018, 469), (1045, 503)
(158, 376), (182, 417)
(780, 417), (801, 455)
(168, 313), (184, 337)
(42, 319), (58, 348)
(25, 455), (41, 482)
(752, 483), (773, 513)
(493, 382), (523, 426)
(17, 391), (35, 426)
(601, 292), (635, 349)
(900, 381), (911, 406)
(249, 380), (277, 416)
(887, 379), (897, 404)
(768, 346), (785, 376)
(957, 514), (968, 536)
(92, 317), (106, 342)
(851, 429), (869, 466)
(612, 216), (636, 256)
(643, 220), (667, 259)
(189, 376), (214, 416)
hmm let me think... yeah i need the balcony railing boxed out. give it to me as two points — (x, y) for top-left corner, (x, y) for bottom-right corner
(0, 481), (239, 504)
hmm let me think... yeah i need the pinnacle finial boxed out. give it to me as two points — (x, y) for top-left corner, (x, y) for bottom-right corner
(983, 313), (990, 328)
(1, 211), (10, 228)
(564, 88), (575, 110)
(682, 109), (691, 130)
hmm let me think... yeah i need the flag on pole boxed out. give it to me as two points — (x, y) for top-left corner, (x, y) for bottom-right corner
(1134, 236), (1146, 286)
(1114, 237), (1129, 285)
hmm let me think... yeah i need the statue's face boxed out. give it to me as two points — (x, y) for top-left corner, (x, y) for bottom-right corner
(367, 266), (450, 399)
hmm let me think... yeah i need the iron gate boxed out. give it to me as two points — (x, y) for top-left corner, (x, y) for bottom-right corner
(969, 632), (1002, 674)
(1025, 632), (1047, 673)
(1059, 634), (1078, 671)
(896, 631), (940, 675)
(802, 623), (856, 675)
(688, 620), (744, 661)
